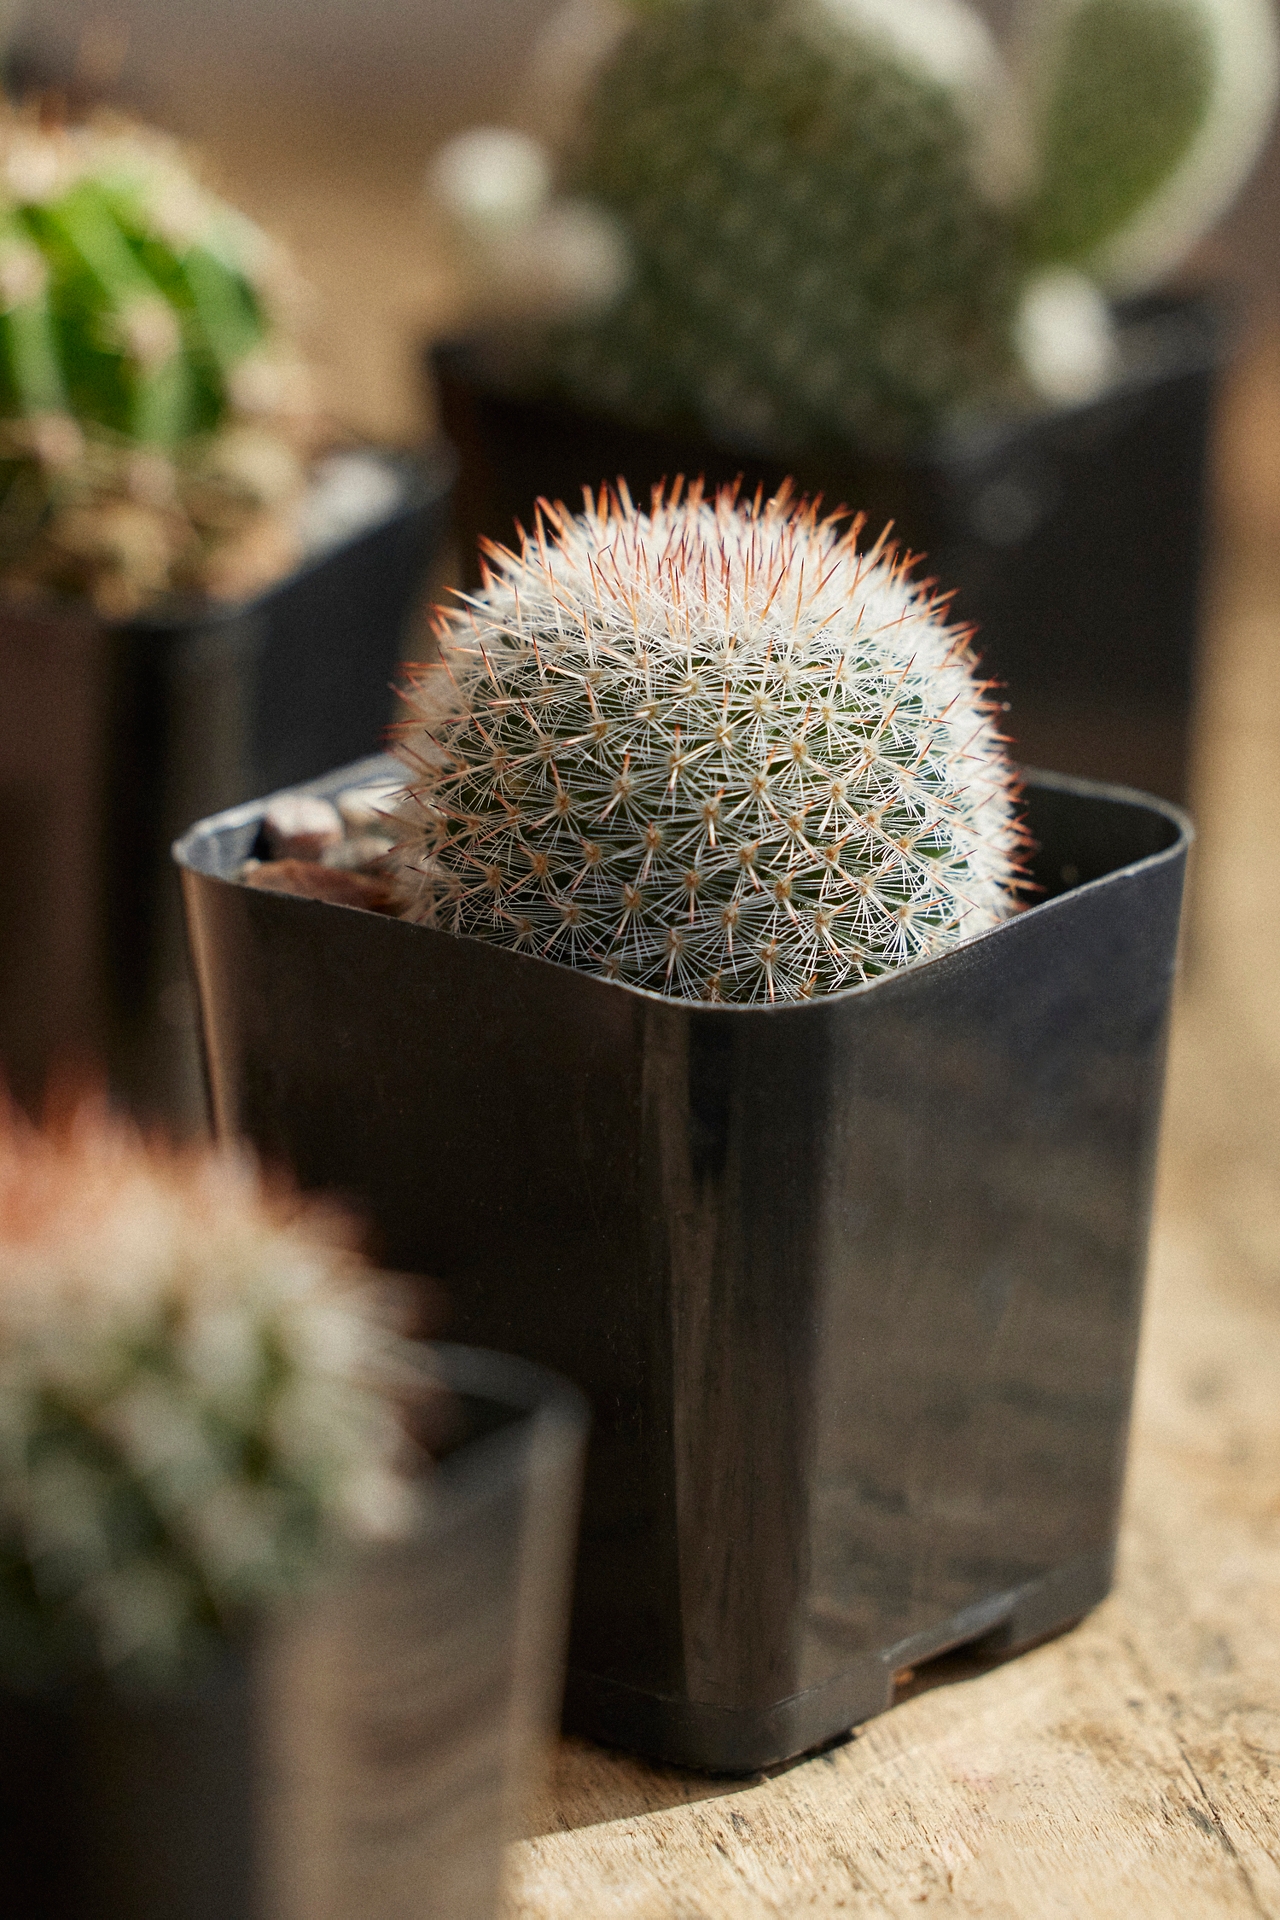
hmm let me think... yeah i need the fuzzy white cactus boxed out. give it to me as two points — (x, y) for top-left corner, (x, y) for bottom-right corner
(392, 484), (1027, 1003)
(0, 1096), (421, 1689)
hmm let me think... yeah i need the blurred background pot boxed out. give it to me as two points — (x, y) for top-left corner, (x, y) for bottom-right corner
(176, 758), (1190, 1773)
(0, 445), (453, 1125)
(0, 1342), (587, 1920)
(432, 294), (1222, 807)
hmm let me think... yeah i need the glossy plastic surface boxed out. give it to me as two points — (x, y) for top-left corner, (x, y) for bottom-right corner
(177, 763), (1190, 1770)
(0, 1344), (587, 1919)
(0, 449), (453, 1121)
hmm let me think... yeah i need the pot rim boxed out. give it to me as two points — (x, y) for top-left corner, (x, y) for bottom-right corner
(175, 756), (1192, 1017)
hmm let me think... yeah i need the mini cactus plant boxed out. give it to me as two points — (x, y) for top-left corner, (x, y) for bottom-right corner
(546, 0), (1028, 447)
(438, 0), (1029, 448)
(428, 0), (1277, 444)
(0, 1094), (421, 1690)
(0, 110), (316, 616)
(391, 483), (1028, 1002)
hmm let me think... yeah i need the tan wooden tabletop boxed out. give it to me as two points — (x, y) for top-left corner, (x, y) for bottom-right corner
(183, 120), (1280, 1913)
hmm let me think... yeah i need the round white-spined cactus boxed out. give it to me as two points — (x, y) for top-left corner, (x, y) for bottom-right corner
(392, 484), (1028, 1003)
(0, 1096), (421, 1690)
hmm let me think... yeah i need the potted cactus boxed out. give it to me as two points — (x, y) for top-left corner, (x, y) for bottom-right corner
(176, 483), (1190, 1772)
(0, 1091), (586, 1918)
(426, 0), (1278, 805)
(0, 109), (452, 1123)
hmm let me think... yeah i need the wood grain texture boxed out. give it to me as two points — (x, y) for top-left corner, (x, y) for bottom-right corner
(499, 329), (1280, 1919)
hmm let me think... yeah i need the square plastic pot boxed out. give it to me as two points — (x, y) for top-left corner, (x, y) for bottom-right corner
(0, 1343), (587, 1920)
(432, 295), (1223, 806)
(0, 447), (453, 1123)
(176, 759), (1190, 1773)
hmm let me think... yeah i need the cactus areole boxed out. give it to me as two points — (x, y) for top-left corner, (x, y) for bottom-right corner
(392, 484), (1029, 1004)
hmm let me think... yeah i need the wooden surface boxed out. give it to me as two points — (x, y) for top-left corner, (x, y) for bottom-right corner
(497, 338), (1280, 1916)
(164, 107), (1280, 1909)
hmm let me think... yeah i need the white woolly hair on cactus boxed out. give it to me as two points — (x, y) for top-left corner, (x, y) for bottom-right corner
(425, 127), (554, 242)
(1014, 266), (1119, 405)
(391, 483), (1029, 1005)
(426, 126), (631, 320)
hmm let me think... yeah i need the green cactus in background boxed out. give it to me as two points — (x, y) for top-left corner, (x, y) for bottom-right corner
(430, 0), (1277, 440)
(1022, 0), (1214, 265)
(0, 1095), (420, 1689)
(0, 111), (315, 615)
(541, 0), (1025, 450)
(1019, 0), (1279, 292)
(391, 484), (1028, 1003)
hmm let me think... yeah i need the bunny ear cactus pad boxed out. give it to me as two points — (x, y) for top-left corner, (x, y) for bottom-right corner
(1020, 0), (1280, 292)
(543, 0), (1024, 448)
(392, 485), (1028, 1004)
(0, 113), (313, 614)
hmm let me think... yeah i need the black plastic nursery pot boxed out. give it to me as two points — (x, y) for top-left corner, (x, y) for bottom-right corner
(0, 1343), (587, 1920)
(0, 447), (453, 1125)
(432, 295), (1223, 807)
(176, 757), (1190, 1774)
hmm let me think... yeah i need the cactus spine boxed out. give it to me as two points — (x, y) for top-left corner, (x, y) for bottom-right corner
(392, 484), (1027, 1003)
(0, 113), (314, 615)
(0, 1097), (417, 1688)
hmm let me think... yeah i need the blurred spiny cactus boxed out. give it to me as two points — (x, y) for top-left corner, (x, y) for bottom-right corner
(0, 111), (316, 616)
(391, 483), (1027, 1003)
(1019, 0), (1280, 293)
(0, 1096), (419, 1689)
(430, 0), (1277, 441)
(551, 0), (1026, 447)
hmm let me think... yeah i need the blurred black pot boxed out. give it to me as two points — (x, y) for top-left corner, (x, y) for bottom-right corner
(431, 295), (1223, 807)
(0, 446), (453, 1125)
(176, 757), (1190, 1773)
(0, 1343), (586, 1920)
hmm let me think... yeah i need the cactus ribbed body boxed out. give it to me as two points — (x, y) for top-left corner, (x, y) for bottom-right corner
(0, 115), (313, 614)
(393, 486), (1026, 1003)
(0, 1099), (416, 1688)
(544, 0), (1022, 449)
